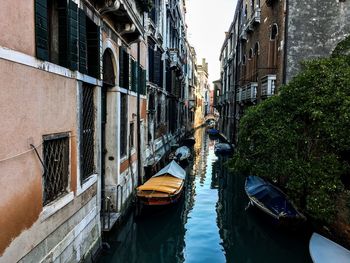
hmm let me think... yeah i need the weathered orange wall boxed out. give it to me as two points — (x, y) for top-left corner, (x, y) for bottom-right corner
(0, 59), (77, 255)
(0, 0), (35, 56)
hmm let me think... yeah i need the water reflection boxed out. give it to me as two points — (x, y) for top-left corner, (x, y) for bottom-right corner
(98, 128), (312, 263)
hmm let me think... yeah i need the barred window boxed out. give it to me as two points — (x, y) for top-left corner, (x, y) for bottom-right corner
(81, 83), (95, 181)
(129, 122), (135, 149)
(120, 93), (128, 157)
(42, 133), (69, 206)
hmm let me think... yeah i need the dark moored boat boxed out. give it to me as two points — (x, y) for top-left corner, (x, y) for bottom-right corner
(214, 143), (234, 155)
(245, 176), (305, 224)
(207, 128), (220, 136)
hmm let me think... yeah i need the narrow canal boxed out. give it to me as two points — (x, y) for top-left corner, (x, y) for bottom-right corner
(98, 128), (312, 263)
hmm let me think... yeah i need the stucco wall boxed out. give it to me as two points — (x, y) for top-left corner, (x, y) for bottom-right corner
(0, 0), (35, 56)
(286, 0), (350, 82)
(0, 59), (77, 256)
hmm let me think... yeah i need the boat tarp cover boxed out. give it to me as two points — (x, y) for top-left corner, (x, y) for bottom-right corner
(153, 160), (186, 179)
(309, 233), (350, 263)
(175, 146), (191, 159)
(246, 176), (298, 216)
(137, 176), (183, 194)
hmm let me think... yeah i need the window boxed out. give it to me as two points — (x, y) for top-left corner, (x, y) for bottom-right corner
(248, 48), (253, 59)
(81, 83), (95, 182)
(35, 0), (78, 69)
(35, 0), (100, 76)
(120, 93), (128, 157)
(42, 133), (69, 205)
(129, 122), (135, 149)
(131, 59), (137, 92)
(254, 42), (260, 56)
(269, 24), (278, 68)
(119, 47), (130, 89)
(270, 24), (278, 40)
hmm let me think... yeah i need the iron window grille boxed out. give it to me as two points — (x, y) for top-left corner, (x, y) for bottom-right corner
(42, 133), (70, 206)
(120, 93), (128, 157)
(81, 84), (96, 182)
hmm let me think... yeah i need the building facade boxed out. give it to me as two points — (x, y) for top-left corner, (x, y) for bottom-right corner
(194, 58), (209, 129)
(217, 0), (350, 143)
(0, 0), (197, 262)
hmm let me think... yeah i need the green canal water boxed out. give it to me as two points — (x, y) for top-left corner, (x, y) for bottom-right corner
(98, 128), (312, 263)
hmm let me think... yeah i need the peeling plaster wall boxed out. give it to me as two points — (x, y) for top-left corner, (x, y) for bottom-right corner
(0, 58), (100, 262)
(0, 59), (78, 256)
(286, 0), (350, 82)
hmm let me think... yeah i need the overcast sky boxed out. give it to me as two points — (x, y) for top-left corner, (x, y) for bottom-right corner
(186, 0), (237, 85)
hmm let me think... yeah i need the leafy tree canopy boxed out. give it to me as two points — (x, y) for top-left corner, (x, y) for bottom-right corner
(231, 46), (350, 222)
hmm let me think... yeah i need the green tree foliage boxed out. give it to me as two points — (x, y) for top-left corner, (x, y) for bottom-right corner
(231, 55), (350, 222)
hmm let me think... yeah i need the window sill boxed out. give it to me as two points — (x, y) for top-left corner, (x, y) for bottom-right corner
(40, 192), (74, 222)
(76, 174), (98, 197)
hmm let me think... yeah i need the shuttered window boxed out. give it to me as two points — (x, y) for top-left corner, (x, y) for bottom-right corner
(154, 50), (161, 87)
(131, 60), (137, 92)
(148, 46), (155, 83)
(119, 47), (130, 89)
(35, 0), (49, 61)
(120, 93), (128, 157)
(86, 17), (100, 79)
(35, 0), (99, 76)
(140, 68), (146, 95)
(79, 9), (87, 74)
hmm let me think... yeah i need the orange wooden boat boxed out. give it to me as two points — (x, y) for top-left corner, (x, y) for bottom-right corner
(137, 161), (186, 206)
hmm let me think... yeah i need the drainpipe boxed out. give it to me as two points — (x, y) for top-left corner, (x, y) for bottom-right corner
(283, 0), (289, 84)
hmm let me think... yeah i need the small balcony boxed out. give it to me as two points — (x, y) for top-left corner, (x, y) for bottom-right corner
(99, 0), (145, 44)
(169, 48), (182, 70)
(236, 88), (242, 102)
(261, 75), (276, 98)
(246, 8), (261, 32)
(245, 82), (258, 102)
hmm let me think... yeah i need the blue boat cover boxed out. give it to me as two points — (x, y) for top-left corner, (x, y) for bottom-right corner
(246, 176), (298, 217)
(207, 128), (219, 135)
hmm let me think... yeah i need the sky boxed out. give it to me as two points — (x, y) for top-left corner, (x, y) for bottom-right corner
(186, 0), (238, 84)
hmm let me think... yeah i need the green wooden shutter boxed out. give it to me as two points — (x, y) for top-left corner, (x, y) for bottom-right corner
(119, 47), (125, 87)
(87, 18), (100, 79)
(131, 60), (137, 92)
(125, 51), (130, 89)
(68, 0), (78, 70)
(58, 0), (68, 67)
(142, 69), (147, 95)
(154, 50), (161, 86)
(79, 9), (87, 74)
(35, 0), (49, 61)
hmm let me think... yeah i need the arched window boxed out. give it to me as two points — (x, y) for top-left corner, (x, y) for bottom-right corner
(254, 42), (260, 56)
(269, 24), (278, 68)
(270, 24), (278, 40)
(103, 49), (116, 87)
(248, 48), (253, 59)
(242, 55), (246, 65)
